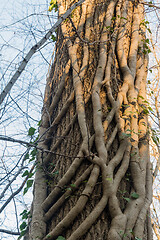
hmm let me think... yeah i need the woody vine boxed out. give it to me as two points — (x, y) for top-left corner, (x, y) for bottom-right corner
(27, 0), (153, 239)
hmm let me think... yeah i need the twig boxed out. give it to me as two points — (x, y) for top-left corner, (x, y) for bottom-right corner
(0, 0), (86, 105)
(0, 229), (20, 236)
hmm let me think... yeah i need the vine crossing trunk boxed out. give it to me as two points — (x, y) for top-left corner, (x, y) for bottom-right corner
(29, 0), (153, 239)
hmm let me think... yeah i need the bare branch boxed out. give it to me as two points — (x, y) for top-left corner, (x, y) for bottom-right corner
(0, 0), (85, 105)
(0, 229), (20, 236)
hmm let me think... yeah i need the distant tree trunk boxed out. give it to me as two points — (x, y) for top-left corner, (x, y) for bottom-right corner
(29, 0), (153, 239)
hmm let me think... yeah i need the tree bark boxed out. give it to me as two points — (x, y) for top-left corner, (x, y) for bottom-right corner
(29, 0), (153, 239)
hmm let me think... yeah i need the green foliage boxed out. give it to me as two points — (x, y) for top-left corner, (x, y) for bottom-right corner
(120, 132), (132, 139)
(151, 128), (159, 145)
(22, 170), (33, 178)
(106, 177), (113, 182)
(138, 95), (154, 115)
(27, 179), (34, 188)
(28, 127), (36, 136)
(141, 38), (151, 54)
(24, 153), (29, 160)
(123, 197), (130, 202)
(70, 184), (76, 188)
(131, 192), (139, 199)
(48, 0), (58, 12)
(56, 236), (66, 240)
(140, 19), (152, 34)
(52, 170), (59, 176)
(51, 34), (57, 42)
(120, 16), (127, 20)
(37, 120), (42, 126)
(18, 210), (31, 239)
(20, 210), (31, 220)
(23, 179), (34, 195)
(22, 169), (35, 194)
(24, 147), (37, 162)
(20, 221), (27, 231)
(18, 230), (26, 239)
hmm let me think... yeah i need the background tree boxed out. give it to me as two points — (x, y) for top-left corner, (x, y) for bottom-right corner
(29, 0), (153, 239)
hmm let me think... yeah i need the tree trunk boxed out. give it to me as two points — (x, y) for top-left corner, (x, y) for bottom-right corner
(29, 0), (153, 239)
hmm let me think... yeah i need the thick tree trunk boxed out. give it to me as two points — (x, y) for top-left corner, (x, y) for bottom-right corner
(29, 0), (153, 239)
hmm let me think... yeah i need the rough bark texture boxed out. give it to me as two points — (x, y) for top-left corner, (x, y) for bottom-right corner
(28, 0), (153, 239)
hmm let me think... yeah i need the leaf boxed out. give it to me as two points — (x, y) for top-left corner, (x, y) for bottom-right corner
(22, 212), (29, 220)
(56, 236), (66, 240)
(24, 153), (29, 160)
(22, 170), (29, 177)
(23, 171), (34, 178)
(123, 197), (130, 202)
(130, 138), (136, 142)
(20, 210), (27, 216)
(151, 135), (159, 145)
(48, 0), (58, 12)
(51, 35), (56, 42)
(21, 210), (30, 220)
(106, 177), (112, 181)
(28, 127), (36, 136)
(31, 148), (37, 157)
(20, 221), (27, 231)
(50, 0), (56, 4)
(53, 170), (59, 176)
(70, 184), (76, 188)
(29, 157), (35, 162)
(131, 192), (139, 199)
(139, 95), (144, 99)
(148, 106), (153, 112)
(120, 17), (127, 20)
(122, 132), (131, 138)
(28, 172), (34, 178)
(48, 4), (54, 11)
(23, 187), (28, 195)
(143, 49), (147, 55)
(27, 179), (33, 188)
(37, 120), (42, 126)
(143, 108), (149, 115)
(131, 152), (137, 157)
(147, 28), (152, 34)
(18, 230), (26, 239)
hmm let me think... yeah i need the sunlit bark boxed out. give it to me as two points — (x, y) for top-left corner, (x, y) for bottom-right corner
(29, 0), (152, 239)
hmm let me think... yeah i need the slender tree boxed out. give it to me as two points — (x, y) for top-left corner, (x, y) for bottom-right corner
(29, 0), (153, 239)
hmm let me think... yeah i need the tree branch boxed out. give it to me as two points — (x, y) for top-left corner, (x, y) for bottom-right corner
(0, 0), (85, 105)
(0, 229), (20, 236)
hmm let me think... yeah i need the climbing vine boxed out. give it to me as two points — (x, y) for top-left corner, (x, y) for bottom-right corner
(28, 0), (153, 239)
